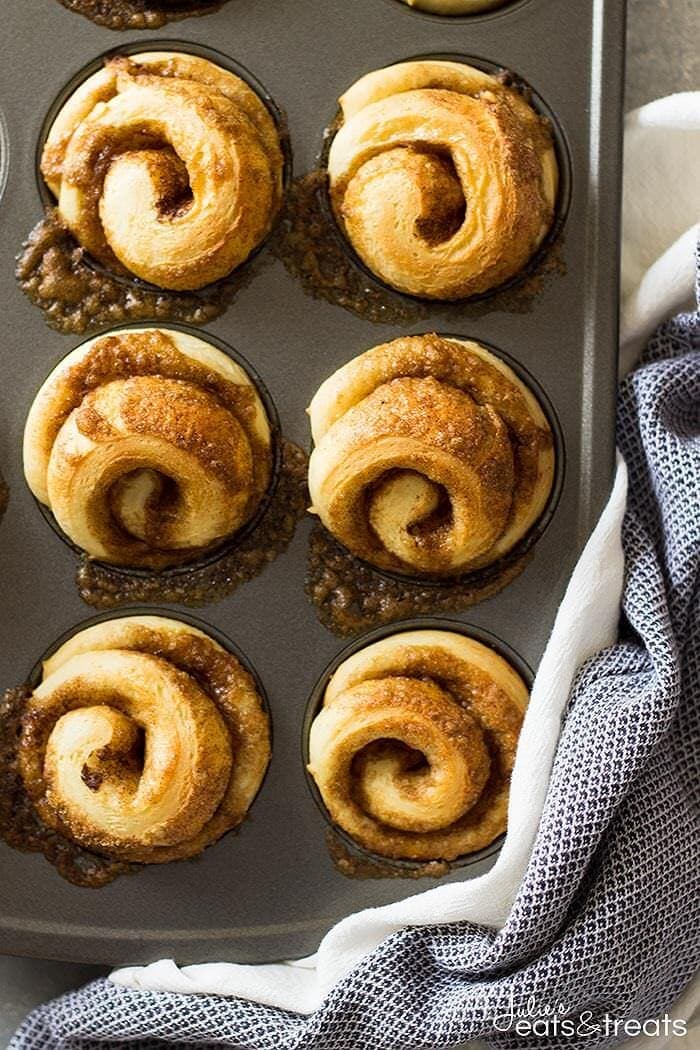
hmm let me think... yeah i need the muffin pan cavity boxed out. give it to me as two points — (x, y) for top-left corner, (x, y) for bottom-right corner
(387, 0), (533, 22)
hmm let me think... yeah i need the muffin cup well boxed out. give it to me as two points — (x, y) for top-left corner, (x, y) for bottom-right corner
(383, 0), (533, 23)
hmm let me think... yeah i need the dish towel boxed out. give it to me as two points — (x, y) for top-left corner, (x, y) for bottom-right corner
(10, 94), (700, 1050)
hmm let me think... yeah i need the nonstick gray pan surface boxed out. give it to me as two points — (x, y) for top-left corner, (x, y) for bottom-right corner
(0, 0), (626, 965)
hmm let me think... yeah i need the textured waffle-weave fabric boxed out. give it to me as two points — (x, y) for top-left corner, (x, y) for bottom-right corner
(9, 257), (700, 1049)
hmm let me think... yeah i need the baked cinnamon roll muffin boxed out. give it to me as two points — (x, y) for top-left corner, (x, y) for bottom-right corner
(14, 615), (270, 870)
(328, 60), (558, 299)
(308, 628), (528, 862)
(41, 51), (284, 290)
(308, 334), (555, 577)
(24, 327), (274, 570)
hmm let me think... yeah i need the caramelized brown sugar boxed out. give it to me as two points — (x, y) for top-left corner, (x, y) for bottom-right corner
(17, 210), (254, 335)
(307, 523), (530, 636)
(57, 0), (229, 30)
(78, 439), (308, 608)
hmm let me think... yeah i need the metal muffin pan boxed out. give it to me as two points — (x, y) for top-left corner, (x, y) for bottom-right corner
(0, 0), (626, 965)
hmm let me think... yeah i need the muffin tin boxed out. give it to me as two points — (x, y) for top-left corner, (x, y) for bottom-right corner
(0, 0), (626, 965)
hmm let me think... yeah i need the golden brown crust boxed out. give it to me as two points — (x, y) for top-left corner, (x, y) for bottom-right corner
(308, 334), (555, 576)
(308, 629), (528, 861)
(41, 52), (284, 290)
(23, 327), (273, 569)
(18, 615), (271, 864)
(328, 60), (557, 300)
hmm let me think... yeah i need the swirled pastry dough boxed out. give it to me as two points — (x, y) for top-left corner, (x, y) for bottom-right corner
(308, 334), (555, 576)
(328, 60), (558, 299)
(308, 629), (528, 861)
(24, 327), (273, 569)
(19, 615), (270, 863)
(41, 51), (284, 290)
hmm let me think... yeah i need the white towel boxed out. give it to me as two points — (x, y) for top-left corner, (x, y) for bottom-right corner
(112, 93), (700, 1027)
